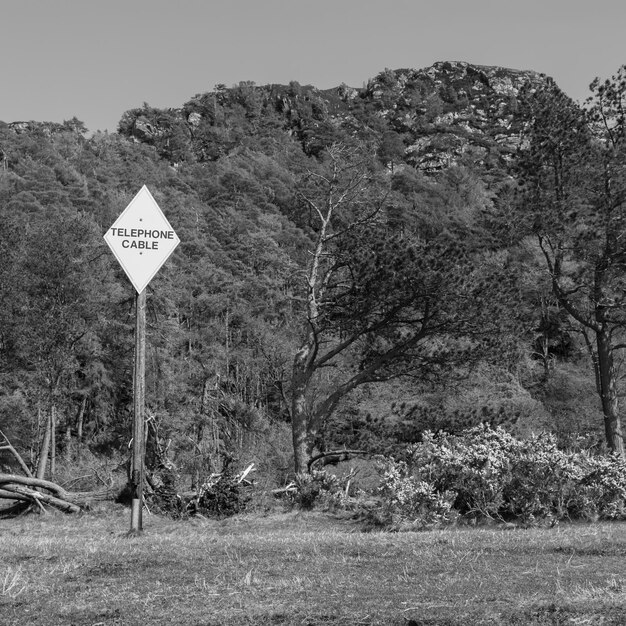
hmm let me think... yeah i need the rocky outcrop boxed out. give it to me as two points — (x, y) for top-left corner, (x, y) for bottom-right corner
(362, 61), (549, 170)
(112, 61), (553, 170)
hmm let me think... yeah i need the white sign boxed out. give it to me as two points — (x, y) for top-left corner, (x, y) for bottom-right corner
(104, 185), (180, 293)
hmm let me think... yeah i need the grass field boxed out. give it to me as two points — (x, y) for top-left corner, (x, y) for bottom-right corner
(2, 505), (626, 625)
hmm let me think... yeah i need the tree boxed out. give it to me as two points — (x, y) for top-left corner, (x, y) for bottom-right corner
(288, 143), (500, 473)
(515, 71), (626, 455)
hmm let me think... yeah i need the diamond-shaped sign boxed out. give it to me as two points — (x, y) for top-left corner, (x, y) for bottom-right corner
(104, 185), (180, 293)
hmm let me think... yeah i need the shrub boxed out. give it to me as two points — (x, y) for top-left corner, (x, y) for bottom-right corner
(373, 424), (626, 529)
(572, 453), (626, 520)
(290, 470), (350, 510)
(503, 432), (582, 522)
(411, 424), (518, 519)
(375, 457), (456, 530)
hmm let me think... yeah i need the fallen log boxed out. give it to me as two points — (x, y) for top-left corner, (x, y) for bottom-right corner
(64, 487), (119, 507)
(0, 473), (117, 514)
(0, 488), (31, 502)
(0, 474), (70, 498)
(1, 484), (81, 514)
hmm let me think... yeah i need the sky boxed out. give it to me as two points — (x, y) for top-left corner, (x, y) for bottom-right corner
(2, 0), (625, 134)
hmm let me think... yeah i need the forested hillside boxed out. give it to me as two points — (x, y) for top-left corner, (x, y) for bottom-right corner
(2, 61), (625, 497)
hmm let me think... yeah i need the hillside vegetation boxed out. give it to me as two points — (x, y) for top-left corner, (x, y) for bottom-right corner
(1, 61), (626, 513)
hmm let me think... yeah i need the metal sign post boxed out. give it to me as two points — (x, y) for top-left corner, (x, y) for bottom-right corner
(104, 186), (179, 533)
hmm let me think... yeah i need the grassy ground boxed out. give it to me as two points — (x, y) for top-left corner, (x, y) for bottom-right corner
(2, 505), (626, 625)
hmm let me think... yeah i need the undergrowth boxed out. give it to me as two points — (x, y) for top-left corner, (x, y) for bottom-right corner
(286, 425), (626, 531)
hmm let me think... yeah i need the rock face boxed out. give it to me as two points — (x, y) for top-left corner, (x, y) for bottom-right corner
(360, 61), (549, 170)
(112, 61), (553, 170)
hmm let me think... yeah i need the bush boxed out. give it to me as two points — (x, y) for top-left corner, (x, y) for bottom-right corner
(290, 470), (350, 510)
(503, 432), (582, 522)
(375, 457), (456, 530)
(411, 424), (518, 519)
(373, 424), (626, 529)
(572, 452), (626, 520)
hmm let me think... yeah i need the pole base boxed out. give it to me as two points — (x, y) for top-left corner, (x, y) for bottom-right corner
(130, 497), (143, 533)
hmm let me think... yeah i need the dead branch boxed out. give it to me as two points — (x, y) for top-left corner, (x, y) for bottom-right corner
(307, 449), (371, 472)
(237, 463), (255, 484)
(272, 482), (296, 496)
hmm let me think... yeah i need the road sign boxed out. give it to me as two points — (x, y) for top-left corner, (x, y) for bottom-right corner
(103, 185), (180, 533)
(104, 185), (179, 293)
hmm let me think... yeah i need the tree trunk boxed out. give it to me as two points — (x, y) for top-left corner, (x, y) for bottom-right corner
(596, 328), (625, 456)
(77, 396), (85, 442)
(192, 378), (211, 491)
(50, 405), (56, 480)
(76, 395), (87, 461)
(64, 417), (71, 461)
(291, 346), (313, 475)
(36, 412), (51, 480)
(192, 423), (203, 492)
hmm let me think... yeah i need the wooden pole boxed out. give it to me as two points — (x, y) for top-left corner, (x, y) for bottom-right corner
(130, 289), (146, 533)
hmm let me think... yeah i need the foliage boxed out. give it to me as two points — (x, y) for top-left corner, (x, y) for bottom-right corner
(288, 140), (517, 472)
(289, 469), (350, 510)
(513, 68), (626, 454)
(3, 62), (625, 499)
(411, 425), (517, 519)
(327, 368), (553, 458)
(574, 453), (626, 520)
(374, 424), (626, 528)
(374, 457), (457, 530)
